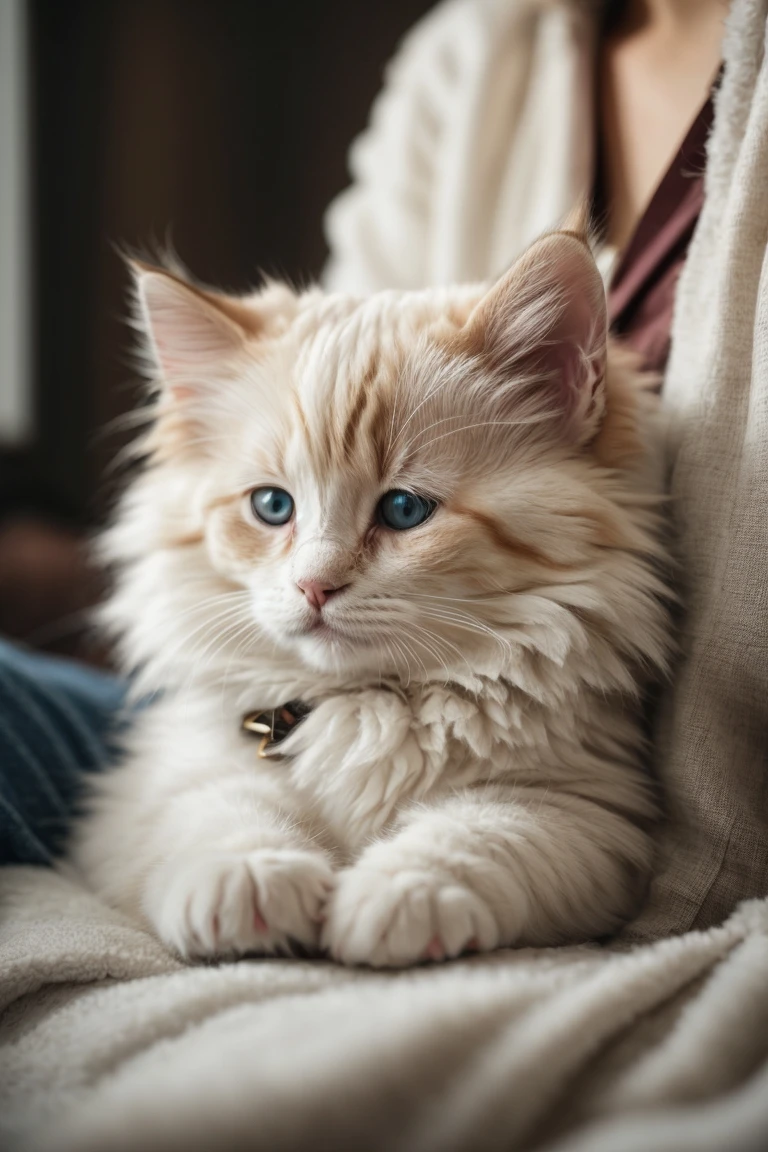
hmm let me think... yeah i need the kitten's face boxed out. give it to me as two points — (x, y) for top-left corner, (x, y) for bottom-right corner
(198, 322), (538, 675)
(134, 233), (621, 679)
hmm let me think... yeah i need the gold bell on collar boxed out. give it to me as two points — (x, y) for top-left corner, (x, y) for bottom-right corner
(241, 701), (309, 759)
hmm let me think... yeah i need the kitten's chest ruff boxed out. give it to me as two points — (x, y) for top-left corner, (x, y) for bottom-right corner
(240, 682), (527, 855)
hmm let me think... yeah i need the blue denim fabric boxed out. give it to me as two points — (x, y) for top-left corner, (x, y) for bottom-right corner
(0, 640), (128, 866)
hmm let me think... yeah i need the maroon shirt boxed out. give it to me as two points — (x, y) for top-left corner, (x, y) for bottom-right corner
(599, 83), (717, 377)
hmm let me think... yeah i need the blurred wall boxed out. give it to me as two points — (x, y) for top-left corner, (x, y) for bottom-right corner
(0, 0), (31, 449)
(0, 0), (436, 654)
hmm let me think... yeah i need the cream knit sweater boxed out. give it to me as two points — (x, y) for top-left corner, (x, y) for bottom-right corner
(324, 0), (595, 292)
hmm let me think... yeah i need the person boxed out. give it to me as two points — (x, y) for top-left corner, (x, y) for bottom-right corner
(0, 640), (125, 865)
(2, 0), (767, 947)
(324, 0), (728, 378)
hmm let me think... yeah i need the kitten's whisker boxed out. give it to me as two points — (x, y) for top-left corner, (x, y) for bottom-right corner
(397, 403), (546, 461)
(363, 596), (510, 653)
(161, 591), (251, 627)
(403, 625), (456, 683)
(370, 604), (474, 680)
(401, 415), (552, 462)
(165, 608), (252, 672)
(163, 600), (254, 652)
(419, 606), (512, 641)
(393, 627), (428, 680)
(380, 636), (399, 682)
(397, 410), (469, 455)
(388, 632), (414, 688)
(386, 372), (458, 455)
(178, 616), (255, 692)
(219, 618), (262, 709)
(187, 616), (257, 690)
(157, 601), (259, 689)
(406, 620), (474, 677)
(411, 592), (510, 605)
(416, 607), (513, 654)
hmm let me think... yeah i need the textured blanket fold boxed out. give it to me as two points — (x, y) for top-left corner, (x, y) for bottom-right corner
(2, 0), (768, 1147)
(2, 869), (768, 1152)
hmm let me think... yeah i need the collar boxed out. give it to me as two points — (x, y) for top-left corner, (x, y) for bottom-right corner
(241, 700), (311, 759)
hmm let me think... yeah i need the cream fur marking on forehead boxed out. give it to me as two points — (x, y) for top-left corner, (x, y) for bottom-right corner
(73, 230), (672, 970)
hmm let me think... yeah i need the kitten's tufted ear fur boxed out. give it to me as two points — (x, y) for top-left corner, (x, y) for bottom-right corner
(464, 230), (608, 443)
(129, 261), (297, 396)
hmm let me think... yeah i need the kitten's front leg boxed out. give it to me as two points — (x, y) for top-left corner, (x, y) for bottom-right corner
(323, 782), (653, 967)
(72, 701), (335, 961)
(145, 833), (334, 961)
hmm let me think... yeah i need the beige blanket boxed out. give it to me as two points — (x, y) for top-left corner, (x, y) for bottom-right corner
(1, 868), (768, 1152)
(2, 0), (768, 1148)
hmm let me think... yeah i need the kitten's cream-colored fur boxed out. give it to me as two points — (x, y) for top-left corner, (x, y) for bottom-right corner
(71, 231), (671, 967)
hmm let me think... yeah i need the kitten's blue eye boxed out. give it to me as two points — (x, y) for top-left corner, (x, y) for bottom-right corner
(377, 490), (436, 531)
(250, 487), (294, 526)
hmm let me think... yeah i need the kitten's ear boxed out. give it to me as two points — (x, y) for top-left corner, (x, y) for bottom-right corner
(466, 231), (607, 441)
(130, 261), (258, 390)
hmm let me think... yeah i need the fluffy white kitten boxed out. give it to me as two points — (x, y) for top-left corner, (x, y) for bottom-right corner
(70, 229), (671, 967)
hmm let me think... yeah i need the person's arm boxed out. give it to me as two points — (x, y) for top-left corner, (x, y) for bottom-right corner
(322, 3), (465, 295)
(322, 0), (596, 296)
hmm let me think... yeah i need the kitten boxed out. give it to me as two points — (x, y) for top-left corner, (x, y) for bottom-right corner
(70, 229), (671, 967)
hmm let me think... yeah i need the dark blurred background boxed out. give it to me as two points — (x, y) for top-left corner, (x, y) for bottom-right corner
(0, 0), (436, 661)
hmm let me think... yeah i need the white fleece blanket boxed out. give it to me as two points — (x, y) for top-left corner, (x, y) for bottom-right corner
(2, 867), (768, 1152)
(3, 0), (768, 1148)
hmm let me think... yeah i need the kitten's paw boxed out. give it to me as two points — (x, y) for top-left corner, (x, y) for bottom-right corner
(323, 865), (501, 968)
(147, 849), (335, 960)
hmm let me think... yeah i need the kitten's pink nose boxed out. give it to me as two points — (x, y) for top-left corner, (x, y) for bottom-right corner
(296, 579), (347, 611)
